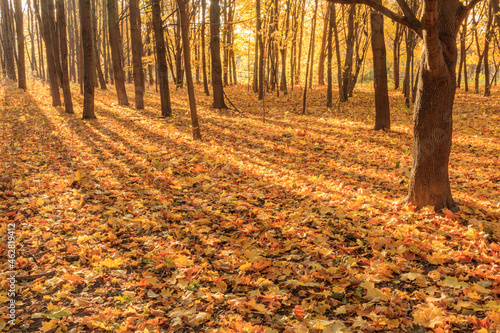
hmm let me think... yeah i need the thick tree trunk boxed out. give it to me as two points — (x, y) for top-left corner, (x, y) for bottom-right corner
(57, 0), (74, 114)
(151, 0), (172, 117)
(405, 0), (460, 211)
(176, 0), (201, 140)
(14, 0), (26, 89)
(80, 0), (95, 119)
(107, 0), (129, 105)
(210, 0), (227, 108)
(129, 0), (144, 109)
(370, 2), (390, 130)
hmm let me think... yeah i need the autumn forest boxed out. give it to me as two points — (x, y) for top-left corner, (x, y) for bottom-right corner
(1, 0), (500, 331)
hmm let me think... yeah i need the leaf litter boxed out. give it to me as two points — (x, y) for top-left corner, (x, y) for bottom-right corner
(0, 81), (499, 332)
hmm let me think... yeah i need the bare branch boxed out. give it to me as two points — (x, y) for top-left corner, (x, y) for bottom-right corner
(457, 0), (486, 26)
(394, 0), (416, 21)
(328, 0), (422, 37)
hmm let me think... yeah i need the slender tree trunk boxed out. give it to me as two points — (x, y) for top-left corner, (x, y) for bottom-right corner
(222, 0), (229, 86)
(57, 0), (74, 113)
(201, 0), (209, 95)
(370, 1), (390, 130)
(302, 0), (318, 114)
(296, 2), (305, 85)
(253, 6), (259, 93)
(257, 0), (264, 100)
(14, 0), (26, 89)
(40, 0), (61, 106)
(48, 0), (62, 86)
(36, 0), (45, 80)
(130, 0), (144, 108)
(341, 4), (355, 102)
(318, 3), (330, 86)
(393, 23), (402, 89)
(210, 0), (227, 108)
(280, 0), (290, 94)
(107, 0), (128, 105)
(175, 10), (183, 88)
(332, 4), (342, 98)
(308, 3), (318, 90)
(152, 0), (172, 117)
(91, 1), (106, 89)
(1, 0), (17, 80)
(80, 0), (95, 119)
(484, 2), (493, 97)
(176, 0), (201, 140)
(457, 22), (465, 88)
(326, 3), (334, 108)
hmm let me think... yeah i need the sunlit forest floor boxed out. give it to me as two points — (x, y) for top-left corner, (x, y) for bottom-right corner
(1, 78), (499, 332)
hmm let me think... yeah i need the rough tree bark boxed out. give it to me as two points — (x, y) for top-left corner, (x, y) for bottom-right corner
(151, 0), (172, 117)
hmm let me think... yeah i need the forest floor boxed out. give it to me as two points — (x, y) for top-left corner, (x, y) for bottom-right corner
(1, 79), (499, 333)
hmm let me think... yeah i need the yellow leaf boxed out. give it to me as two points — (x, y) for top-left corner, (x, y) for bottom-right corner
(74, 170), (85, 182)
(313, 321), (325, 330)
(166, 124), (176, 134)
(41, 320), (58, 332)
(360, 281), (390, 300)
(239, 262), (252, 271)
(101, 258), (123, 269)
(413, 304), (444, 328)
(427, 252), (448, 265)
(174, 255), (193, 267)
(245, 298), (268, 313)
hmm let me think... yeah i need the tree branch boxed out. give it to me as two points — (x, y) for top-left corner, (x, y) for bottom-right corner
(457, 0), (486, 26)
(327, 0), (422, 37)
(394, 0), (417, 22)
